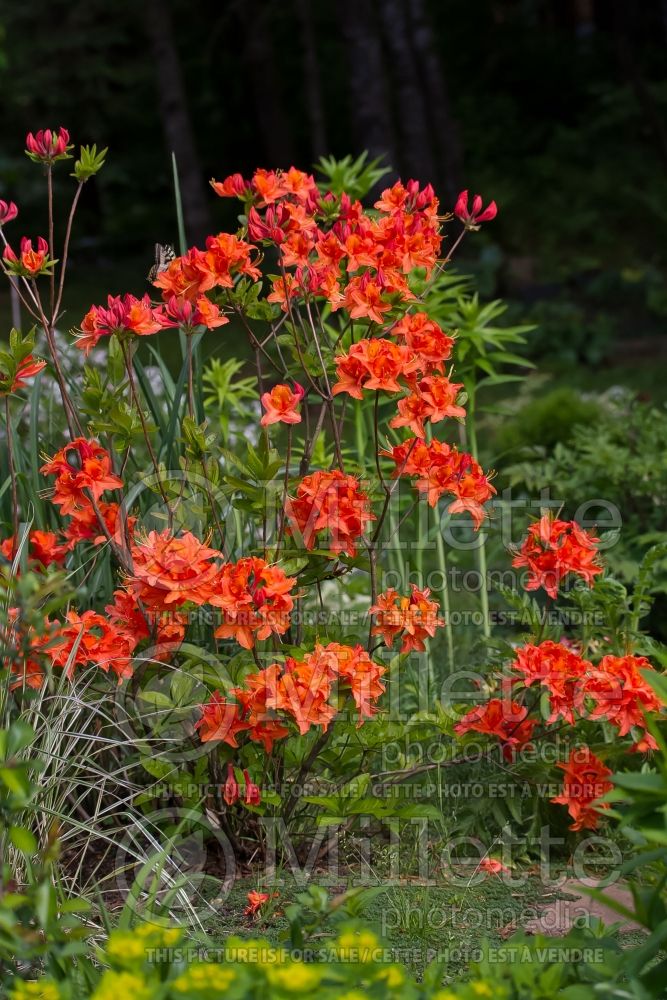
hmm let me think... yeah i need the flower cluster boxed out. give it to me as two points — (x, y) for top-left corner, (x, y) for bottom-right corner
(383, 437), (495, 528)
(76, 293), (163, 354)
(41, 437), (123, 515)
(286, 470), (375, 557)
(454, 699), (537, 760)
(151, 233), (259, 323)
(1, 530), (68, 568)
(14, 610), (135, 690)
(125, 529), (220, 609)
(509, 642), (661, 751)
(196, 642), (385, 751)
(551, 747), (613, 831)
(40, 438), (129, 550)
(213, 169), (441, 316)
(210, 556), (297, 649)
(512, 513), (603, 598)
(370, 585), (445, 653)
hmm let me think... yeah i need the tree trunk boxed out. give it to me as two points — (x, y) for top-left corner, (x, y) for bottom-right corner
(339, 0), (398, 175)
(406, 0), (465, 204)
(294, 0), (328, 159)
(376, 0), (437, 185)
(143, 0), (212, 245)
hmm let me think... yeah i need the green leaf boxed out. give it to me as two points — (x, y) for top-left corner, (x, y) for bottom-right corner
(9, 825), (37, 854)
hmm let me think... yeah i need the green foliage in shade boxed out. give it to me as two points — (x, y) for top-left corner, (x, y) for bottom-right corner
(495, 387), (602, 455)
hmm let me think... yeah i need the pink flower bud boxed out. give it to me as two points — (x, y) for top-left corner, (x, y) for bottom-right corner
(453, 190), (497, 228)
(0, 200), (18, 225)
(25, 127), (71, 163)
(243, 769), (261, 806)
(223, 763), (240, 806)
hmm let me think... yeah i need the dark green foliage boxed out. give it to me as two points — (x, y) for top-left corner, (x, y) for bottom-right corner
(496, 387), (602, 456)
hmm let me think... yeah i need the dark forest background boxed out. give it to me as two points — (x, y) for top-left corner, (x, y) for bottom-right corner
(1, 0), (667, 368)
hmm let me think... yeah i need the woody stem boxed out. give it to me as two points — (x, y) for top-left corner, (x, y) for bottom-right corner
(5, 397), (19, 554)
(47, 165), (55, 320)
(54, 181), (83, 321)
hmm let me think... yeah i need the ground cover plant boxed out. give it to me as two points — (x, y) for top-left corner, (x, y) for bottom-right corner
(1, 128), (666, 997)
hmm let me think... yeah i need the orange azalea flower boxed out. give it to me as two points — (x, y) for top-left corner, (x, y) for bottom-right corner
(389, 376), (465, 438)
(370, 585), (444, 653)
(260, 382), (305, 426)
(454, 699), (536, 759)
(210, 173), (250, 199)
(267, 272), (298, 310)
(375, 179), (437, 215)
(126, 530), (221, 609)
(479, 857), (511, 876)
(417, 375), (466, 421)
(204, 232), (261, 286)
(244, 890), (272, 917)
(210, 557), (296, 649)
(157, 294), (228, 331)
(383, 437), (495, 529)
(194, 690), (249, 747)
(2, 612), (54, 691)
(280, 230), (316, 267)
(391, 312), (454, 372)
(332, 339), (421, 398)
(3, 237), (53, 277)
(338, 274), (393, 324)
(511, 641), (591, 725)
(315, 231), (346, 268)
(41, 438), (123, 516)
(272, 654), (337, 735)
(551, 747), (612, 831)
(332, 642), (386, 722)
(42, 610), (135, 683)
(232, 664), (291, 752)
(106, 587), (185, 660)
(64, 501), (135, 549)
(0, 354), (47, 395)
(1, 530), (68, 568)
(512, 513), (603, 599)
(286, 470), (375, 558)
(283, 166), (319, 202)
(153, 247), (212, 300)
(582, 654), (662, 751)
(8, 655), (46, 691)
(251, 168), (289, 205)
(76, 293), (163, 354)
(196, 643), (386, 750)
(387, 392), (431, 438)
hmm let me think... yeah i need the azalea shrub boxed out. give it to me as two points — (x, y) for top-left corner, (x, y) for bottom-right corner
(0, 124), (665, 931)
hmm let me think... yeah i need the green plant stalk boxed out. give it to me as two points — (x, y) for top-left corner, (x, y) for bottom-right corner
(466, 401), (491, 639)
(5, 397), (19, 550)
(425, 426), (454, 671)
(434, 514), (455, 672)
